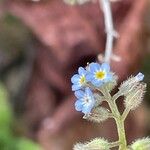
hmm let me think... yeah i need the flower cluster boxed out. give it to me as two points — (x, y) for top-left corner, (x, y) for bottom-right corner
(71, 62), (147, 150)
(71, 62), (113, 115)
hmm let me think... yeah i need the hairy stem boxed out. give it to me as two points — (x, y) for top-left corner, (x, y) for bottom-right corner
(112, 92), (122, 102)
(100, 87), (128, 150)
(109, 141), (120, 148)
(116, 118), (127, 150)
(98, 0), (115, 63)
(122, 107), (131, 121)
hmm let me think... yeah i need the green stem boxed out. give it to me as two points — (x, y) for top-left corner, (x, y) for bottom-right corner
(122, 107), (131, 121)
(112, 92), (122, 102)
(116, 117), (127, 150)
(109, 141), (120, 148)
(99, 87), (128, 150)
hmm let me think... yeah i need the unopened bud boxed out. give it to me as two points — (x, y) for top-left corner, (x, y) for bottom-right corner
(84, 107), (111, 123)
(124, 83), (146, 110)
(119, 73), (144, 96)
(130, 137), (150, 150)
(94, 93), (105, 107)
(73, 138), (110, 150)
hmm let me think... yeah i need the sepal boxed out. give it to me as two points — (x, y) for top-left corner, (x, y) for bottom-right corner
(93, 93), (105, 107)
(83, 107), (111, 123)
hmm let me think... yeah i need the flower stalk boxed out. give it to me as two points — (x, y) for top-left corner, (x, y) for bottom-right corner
(122, 107), (131, 121)
(116, 117), (127, 150)
(109, 141), (120, 148)
(98, 0), (116, 63)
(100, 87), (128, 150)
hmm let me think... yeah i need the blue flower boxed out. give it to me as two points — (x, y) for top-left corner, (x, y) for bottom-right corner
(74, 87), (95, 115)
(135, 72), (144, 81)
(86, 62), (112, 87)
(71, 67), (87, 91)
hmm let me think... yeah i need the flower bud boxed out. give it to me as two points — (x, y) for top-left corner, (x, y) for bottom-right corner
(73, 138), (110, 150)
(130, 137), (150, 150)
(124, 83), (146, 110)
(73, 143), (86, 150)
(84, 107), (111, 123)
(93, 93), (104, 107)
(118, 73), (144, 96)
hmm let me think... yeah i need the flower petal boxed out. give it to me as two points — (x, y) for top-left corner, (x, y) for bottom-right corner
(82, 105), (92, 114)
(74, 90), (84, 99)
(135, 72), (144, 81)
(85, 87), (93, 97)
(101, 63), (110, 72)
(71, 74), (80, 83)
(78, 67), (87, 75)
(104, 73), (113, 82)
(89, 63), (100, 72)
(91, 79), (103, 87)
(75, 100), (83, 111)
(86, 73), (94, 81)
(72, 84), (81, 91)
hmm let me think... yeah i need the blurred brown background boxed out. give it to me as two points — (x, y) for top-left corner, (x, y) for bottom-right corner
(0, 0), (150, 150)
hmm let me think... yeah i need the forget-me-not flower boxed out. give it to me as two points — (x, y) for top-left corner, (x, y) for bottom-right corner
(86, 62), (113, 87)
(71, 67), (87, 91)
(74, 87), (95, 115)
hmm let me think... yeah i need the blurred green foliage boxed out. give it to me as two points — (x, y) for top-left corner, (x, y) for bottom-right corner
(0, 83), (41, 150)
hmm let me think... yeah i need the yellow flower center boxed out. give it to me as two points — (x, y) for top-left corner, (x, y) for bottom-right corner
(79, 75), (86, 85)
(95, 71), (106, 80)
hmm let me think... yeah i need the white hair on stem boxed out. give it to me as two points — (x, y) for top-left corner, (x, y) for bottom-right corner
(98, 0), (118, 64)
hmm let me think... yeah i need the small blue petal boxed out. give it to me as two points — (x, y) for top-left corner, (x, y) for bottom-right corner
(78, 67), (87, 75)
(86, 73), (94, 81)
(82, 104), (94, 115)
(91, 79), (103, 87)
(85, 87), (93, 97)
(74, 90), (85, 99)
(72, 84), (81, 91)
(75, 100), (83, 111)
(71, 74), (80, 83)
(104, 73), (113, 82)
(82, 106), (90, 114)
(135, 72), (144, 81)
(101, 63), (110, 72)
(89, 63), (101, 72)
